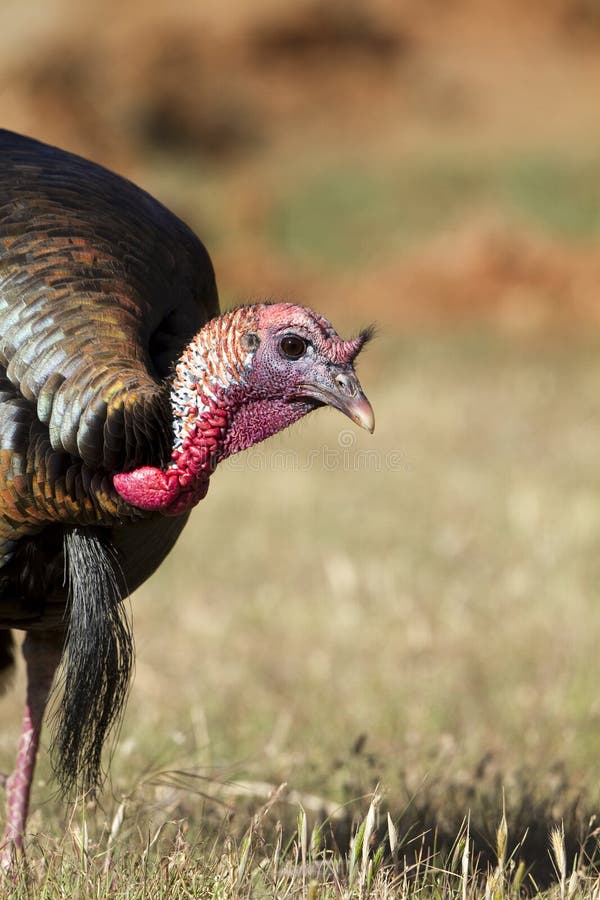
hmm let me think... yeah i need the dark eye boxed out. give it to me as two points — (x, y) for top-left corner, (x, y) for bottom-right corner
(280, 335), (307, 360)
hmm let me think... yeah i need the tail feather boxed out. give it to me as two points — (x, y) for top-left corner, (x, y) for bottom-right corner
(0, 631), (15, 695)
(52, 527), (133, 796)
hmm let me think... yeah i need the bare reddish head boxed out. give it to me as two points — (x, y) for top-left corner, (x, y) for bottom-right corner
(114, 303), (374, 514)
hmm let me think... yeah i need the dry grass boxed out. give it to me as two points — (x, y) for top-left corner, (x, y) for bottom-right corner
(2, 332), (600, 894)
(1, 1), (600, 894)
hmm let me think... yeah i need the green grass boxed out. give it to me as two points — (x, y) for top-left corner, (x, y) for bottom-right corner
(504, 157), (600, 238)
(268, 156), (600, 269)
(3, 331), (600, 894)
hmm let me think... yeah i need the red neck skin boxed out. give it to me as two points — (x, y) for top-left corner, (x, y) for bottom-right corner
(112, 385), (312, 517)
(113, 391), (230, 517)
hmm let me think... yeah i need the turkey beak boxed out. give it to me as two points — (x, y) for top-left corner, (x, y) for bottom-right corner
(298, 372), (375, 433)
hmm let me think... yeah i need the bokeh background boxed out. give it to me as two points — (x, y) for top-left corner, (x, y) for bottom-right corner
(2, 0), (600, 878)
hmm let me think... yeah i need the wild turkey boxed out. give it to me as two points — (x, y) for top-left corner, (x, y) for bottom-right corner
(0, 130), (373, 863)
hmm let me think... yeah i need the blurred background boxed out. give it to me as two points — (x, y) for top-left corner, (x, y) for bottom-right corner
(2, 0), (600, 874)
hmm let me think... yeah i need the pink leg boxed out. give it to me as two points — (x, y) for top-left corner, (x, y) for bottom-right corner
(1, 631), (63, 868)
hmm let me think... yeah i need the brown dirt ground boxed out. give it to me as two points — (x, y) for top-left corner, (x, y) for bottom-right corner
(1, 0), (599, 333)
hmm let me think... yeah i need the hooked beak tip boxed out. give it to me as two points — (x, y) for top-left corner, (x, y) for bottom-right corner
(351, 397), (375, 433)
(297, 377), (375, 434)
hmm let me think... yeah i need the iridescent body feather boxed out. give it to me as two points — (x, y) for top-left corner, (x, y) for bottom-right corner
(0, 130), (373, 864)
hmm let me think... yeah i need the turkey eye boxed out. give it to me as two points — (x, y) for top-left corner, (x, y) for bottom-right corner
(280, 335), (307, 360)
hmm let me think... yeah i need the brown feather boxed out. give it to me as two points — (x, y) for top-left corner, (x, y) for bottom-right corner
(0, 128), (219, 624)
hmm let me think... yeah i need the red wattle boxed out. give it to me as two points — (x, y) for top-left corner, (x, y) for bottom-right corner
(113, 467), (179, 511)
(113, 465), (211, 515)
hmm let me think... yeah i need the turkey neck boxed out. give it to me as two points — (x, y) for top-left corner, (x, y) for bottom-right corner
(113, 307), (260, 515)
(169, 305), (259, 461)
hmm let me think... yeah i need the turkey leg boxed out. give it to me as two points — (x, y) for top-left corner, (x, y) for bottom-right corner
(0, 630), (63, 868)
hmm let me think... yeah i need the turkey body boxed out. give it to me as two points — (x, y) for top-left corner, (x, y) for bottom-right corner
(0, 130), (219, 630)
(0, 130), (375, 862)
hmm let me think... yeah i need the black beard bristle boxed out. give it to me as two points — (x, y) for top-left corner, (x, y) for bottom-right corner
(357, 323), (377, 349)
(51, 527), (133, 797)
